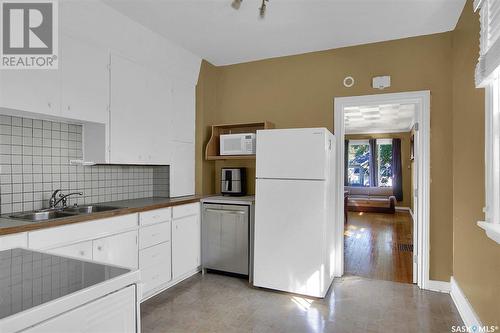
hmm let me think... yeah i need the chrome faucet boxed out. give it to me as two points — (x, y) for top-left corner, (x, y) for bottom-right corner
(49, 190), (83, 209)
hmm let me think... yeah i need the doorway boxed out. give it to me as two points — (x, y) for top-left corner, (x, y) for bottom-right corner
(333, 91), (430, 289)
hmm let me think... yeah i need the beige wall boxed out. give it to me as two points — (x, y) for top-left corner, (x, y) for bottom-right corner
(196, 33), (454, 281)
(195, 60), (218, 196)
(452, 1), (500, 325)
(345, 132), (412, 208)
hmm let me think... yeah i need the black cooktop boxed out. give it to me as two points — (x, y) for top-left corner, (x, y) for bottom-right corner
(0, 248), (130, 320)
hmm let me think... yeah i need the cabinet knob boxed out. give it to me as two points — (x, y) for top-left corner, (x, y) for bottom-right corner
(67, 105), (71, 111)
(47, 102), (51, 108)
(79, 250), (85, 256)
(97, 246), (102, 251)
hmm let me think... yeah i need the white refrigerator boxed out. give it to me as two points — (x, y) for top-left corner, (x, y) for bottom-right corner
(253, 128), (337, 298)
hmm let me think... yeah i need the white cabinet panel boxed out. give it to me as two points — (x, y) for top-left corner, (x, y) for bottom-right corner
(0, 69), (60, 116)
(46, 240), (93, 260)
(60, 34), (109, 124)
(0, 233), (27, 251)
(28, 214), (138, 250)
(172, 202), (199, 219)
(109, 54), (172, 165)
(172, 83), (195, 143)
(140, 242), (171, 295)
(139, 222), (170, 250)
(172, 214), (200, 280)
(23, 286), (136, 333)
(139, 207), (171, 226)
(170, 141), (195, 197)
(93, 230), (138, 269)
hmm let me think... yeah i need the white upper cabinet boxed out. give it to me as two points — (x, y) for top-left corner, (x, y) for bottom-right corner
(0, 66), (60, 117)
(60, 34), (109, 124)
(170, 141), (195, 197)
(109, 54), (172, 165)
(171, 83), (195, 143)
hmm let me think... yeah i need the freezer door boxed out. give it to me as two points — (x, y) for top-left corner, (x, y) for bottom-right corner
(256, 128), (331, 180)
(253, 178), (331, 297)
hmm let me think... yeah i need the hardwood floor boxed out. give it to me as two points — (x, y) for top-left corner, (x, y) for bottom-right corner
(344, 211), (413, 284)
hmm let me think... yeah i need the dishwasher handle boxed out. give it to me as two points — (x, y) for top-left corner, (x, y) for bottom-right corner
(205, 208), (246, 215)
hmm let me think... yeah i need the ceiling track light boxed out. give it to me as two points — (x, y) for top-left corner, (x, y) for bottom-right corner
(259, 0), (269, 18)
(231, 0), (269, 18)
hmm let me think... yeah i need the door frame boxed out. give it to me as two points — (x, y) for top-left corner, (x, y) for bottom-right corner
(333, 90), (431, 290)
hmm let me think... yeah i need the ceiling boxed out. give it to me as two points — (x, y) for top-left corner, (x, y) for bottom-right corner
(344, 103), (416, 134)
(104, 0), (466, 66)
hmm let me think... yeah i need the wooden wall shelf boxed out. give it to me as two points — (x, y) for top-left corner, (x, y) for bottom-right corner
(205, 121), (274, 161)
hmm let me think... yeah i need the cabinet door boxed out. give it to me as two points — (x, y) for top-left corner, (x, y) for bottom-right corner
(0, 68), (60, 117)
(172, 214), (200, 280)
(109, 54), (172, 164)
(169, 141), (195, 197)
(171, 83), (195, 143)
(23, 286), (136, 333)
(46, 240), (93, 260)
(60, 34), (109, 123)
(93, 230), (138, 269)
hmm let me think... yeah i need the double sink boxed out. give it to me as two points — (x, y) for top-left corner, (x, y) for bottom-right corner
(9, 205), (122, 222)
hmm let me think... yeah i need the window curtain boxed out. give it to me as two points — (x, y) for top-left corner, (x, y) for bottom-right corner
(475, 0), (500, 87)
(369, 139), (377, 187)
(344, 139), (349, 186)
(392, 138), (403, 201)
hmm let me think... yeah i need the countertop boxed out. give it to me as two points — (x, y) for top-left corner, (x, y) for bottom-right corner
(0, 248), (130, 320)
(201, 195), (255, 205)
(0, 195), (203, 236)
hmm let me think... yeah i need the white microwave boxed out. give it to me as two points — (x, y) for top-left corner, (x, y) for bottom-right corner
(220, 133), (256, 155)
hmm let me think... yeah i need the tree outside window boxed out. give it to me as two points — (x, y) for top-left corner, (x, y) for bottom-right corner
(347, 139), (393, 187)
(347, 141), (370, 187)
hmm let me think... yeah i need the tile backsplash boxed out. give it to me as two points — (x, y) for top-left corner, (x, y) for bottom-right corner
(0, 115), (169, 214)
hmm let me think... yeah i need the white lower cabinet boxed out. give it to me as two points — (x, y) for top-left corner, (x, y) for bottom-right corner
(172, 209), (200, 280)
(23, 286), (137, 333)
(47, 240), (93, 260)
(139, 242), (172, 296)
(93, 230), (138, 269)
(0, 233), (27, 251)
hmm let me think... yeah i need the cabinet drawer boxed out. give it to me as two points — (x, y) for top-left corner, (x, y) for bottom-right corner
(139, 241), (170, 269)
(46, 240), (93, 260)
(139, 222), (170, 249)
(139, 207), (171, 226)
(172, 202), (199, 219)
(140, 244), (171, 294)
(29, 214), (138, 250)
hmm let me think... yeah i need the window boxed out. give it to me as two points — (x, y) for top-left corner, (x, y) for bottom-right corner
(476, 0), (500, 244)
(377, 139), (393, 187)
(347, 140), (370, 187)
(347, 139), (393, 187)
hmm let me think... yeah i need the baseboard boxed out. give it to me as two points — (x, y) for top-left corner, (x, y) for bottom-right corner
(395, 206), (414, 219)
(426, 279), (451, 293)
(450, 277), (483, 328)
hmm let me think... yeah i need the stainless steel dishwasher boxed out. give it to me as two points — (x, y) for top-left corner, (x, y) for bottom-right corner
(201, 202), (252, 277)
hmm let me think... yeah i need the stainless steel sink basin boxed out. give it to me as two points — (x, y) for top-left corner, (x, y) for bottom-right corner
(10, 210), (77, 222)
(62, 205), (121, 214)
(8, 205), (122, 222)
